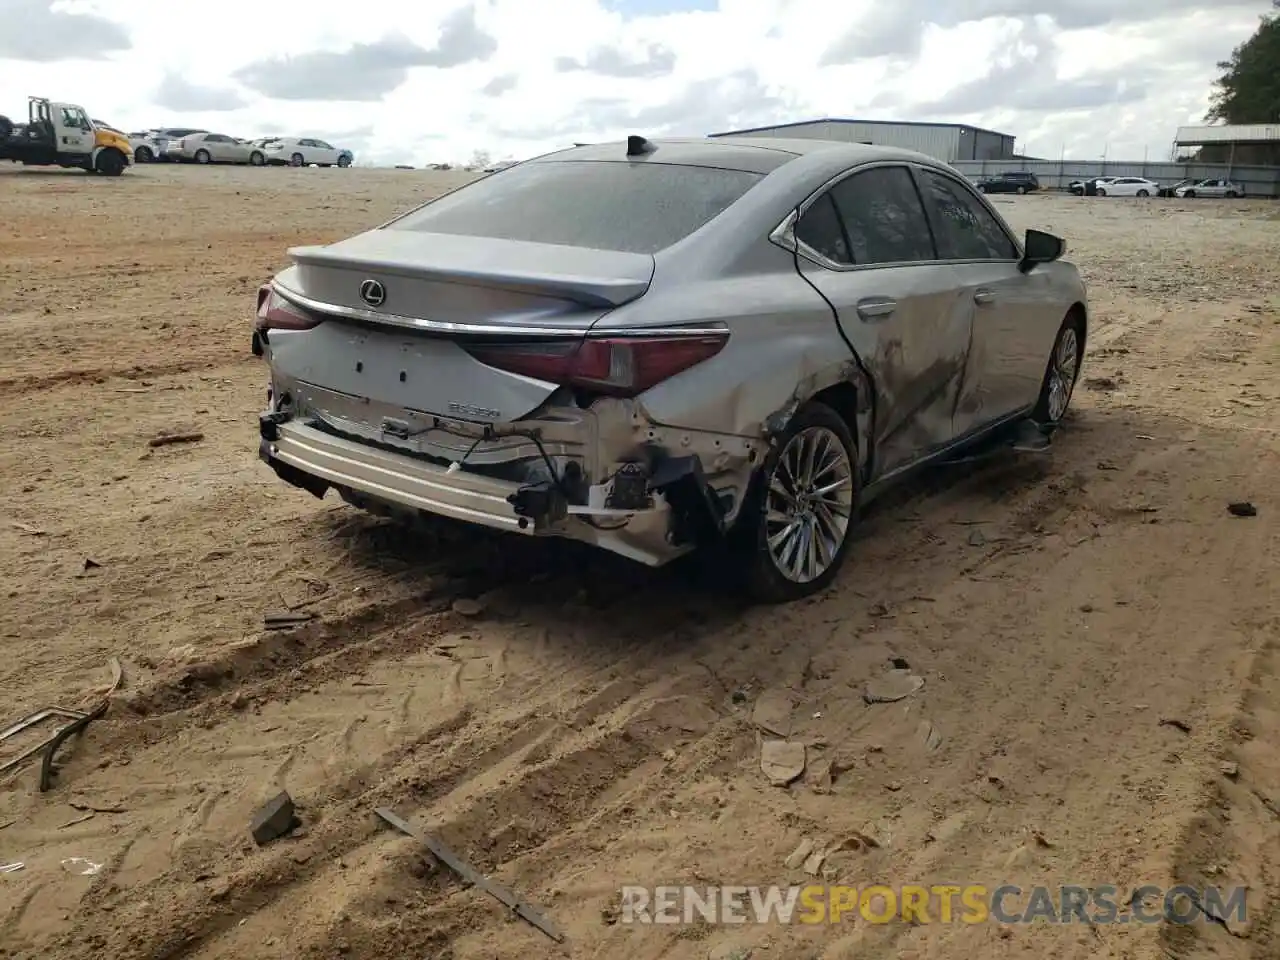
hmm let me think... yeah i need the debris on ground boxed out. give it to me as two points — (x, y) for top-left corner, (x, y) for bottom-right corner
(148, 431), (204, 448)
(1159, 717), (1192, 734)
(801, 845), (827, 876)
(967, 529), (986, 546)
(9, 520), (46, 536)
(263, 611), (315, 630)
(0, 862), (24, 874)
(375, 807), (565, 942)
(760, 739), (806, 786)
(60, 857), (103, 876)
(750, 688), (793, 737)
(82, 558), (101, 571)
(784, 838), (815, 870)
(250, 790), (299, 845)
(807, 756), (833, 793)
(452, 597), (487, 617)
(917, 720), (943, 752)
(0, 658), (123, 791)
(864, 669), (925, 704)
(1221, 761), (1240, 780)
(708, 945), (753, 960)
(1227, 501), (1257, 517)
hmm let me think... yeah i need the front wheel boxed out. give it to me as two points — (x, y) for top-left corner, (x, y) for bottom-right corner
(194, 149), (211, 164)
(1225, 191), (1238, 198)
(730, 402), (858, 603)
(290, 153), (304, 167)
(337, 155), (351, 168)
(95, 149), (125, 176)
(135, 145), (152, 163)
(1096, 188), (1107, 196)
(1183, 190), (1196, 198)
(1137, 189), (1149, 197)
(1033, 313), (1084, 426)
(1016, 186), (1027, 195)
(249, 151), (265, 166)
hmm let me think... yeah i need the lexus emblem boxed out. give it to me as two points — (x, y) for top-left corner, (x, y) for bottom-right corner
(359, 279), (386, 307)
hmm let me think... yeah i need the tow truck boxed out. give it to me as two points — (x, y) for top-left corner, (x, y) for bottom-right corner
(0, 97), (132, 175)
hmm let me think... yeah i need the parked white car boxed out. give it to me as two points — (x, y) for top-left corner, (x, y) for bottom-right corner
(1095, 177), (1160, 197)
(165, 132), (266, 165)
(259, 137), (353, 167)
(1174, 179), (1245, 198)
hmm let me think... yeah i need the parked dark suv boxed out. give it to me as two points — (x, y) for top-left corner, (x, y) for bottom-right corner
(975, 172), (1040, 195)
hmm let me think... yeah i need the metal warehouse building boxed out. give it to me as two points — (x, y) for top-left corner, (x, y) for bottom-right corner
(1174, 124), (1280, 167)
(707, 118), (1017, 164)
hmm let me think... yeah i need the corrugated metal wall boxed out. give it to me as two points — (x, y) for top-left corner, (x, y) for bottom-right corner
(950, 159), (1280, 197)
(726, 121), (964, 162)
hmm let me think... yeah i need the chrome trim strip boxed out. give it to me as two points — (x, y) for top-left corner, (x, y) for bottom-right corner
(271, 282), (728, 339)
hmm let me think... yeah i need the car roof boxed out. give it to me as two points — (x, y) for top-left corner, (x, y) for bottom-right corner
(526, 136), (938, 176)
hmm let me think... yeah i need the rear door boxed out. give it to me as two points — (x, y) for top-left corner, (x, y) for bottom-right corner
(914, 166), (1051, 433)
(793, 163), (972, 478)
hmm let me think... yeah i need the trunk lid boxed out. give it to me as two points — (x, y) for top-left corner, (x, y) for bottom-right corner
(268, 229), (655, 425)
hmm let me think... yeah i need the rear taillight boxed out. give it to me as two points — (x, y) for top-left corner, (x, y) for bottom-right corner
(462, 333), (728, 398)
(254, 286), (321, 332)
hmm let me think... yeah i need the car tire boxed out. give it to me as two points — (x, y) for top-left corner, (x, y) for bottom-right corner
(135, 145), (152, 163)
(1137, 189), (1149, 197)
(977, 184), (987, 193)
(1226, 191), (1238, 198)
(290, 153), (304, 167)
(1096, 187), (1107, 196)
(1016, 186), (1027, 195)
(1032, 311), (1085, 426)
(337, 155), (351, 168)
(250, 151), (265, 166)
(729, 401), (859, 604)
(194, 149), (211, 164)
(1184, 190), (1196, 198)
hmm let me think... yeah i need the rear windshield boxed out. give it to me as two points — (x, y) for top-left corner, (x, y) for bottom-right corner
(387, 160), (764, 255)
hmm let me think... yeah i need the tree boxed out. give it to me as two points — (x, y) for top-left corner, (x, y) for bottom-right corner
(468, 149), (491, 171)
(1207, 1), (1280, 124)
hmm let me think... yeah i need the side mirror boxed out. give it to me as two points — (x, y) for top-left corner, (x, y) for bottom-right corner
(1018, 229), (1065, 273)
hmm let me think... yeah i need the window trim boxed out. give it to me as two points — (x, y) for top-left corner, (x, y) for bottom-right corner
(778, 161), (942, 273)
(910, 163), (1024, 264)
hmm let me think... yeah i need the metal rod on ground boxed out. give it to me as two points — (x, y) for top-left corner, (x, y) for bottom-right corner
(374, 807), (565, 944)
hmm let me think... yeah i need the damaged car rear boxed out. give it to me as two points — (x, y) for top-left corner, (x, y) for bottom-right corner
(254, 135), (1088, 602)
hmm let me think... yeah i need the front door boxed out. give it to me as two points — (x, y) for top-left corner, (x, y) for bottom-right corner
(791, 163), (974, 479)
(913, 166), (1052, 433)
(53, 104), (94, 156)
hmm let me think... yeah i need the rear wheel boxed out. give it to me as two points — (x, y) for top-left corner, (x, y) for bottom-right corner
(1137, 189), (1149, 197)
(1183, 190), (1196, 198)
(290, 153), (304, 167)
(249, 151), (265, 166)
(1016, 186), (1027, 195)
(1033, 312), (1084, 425)
(134, 145), (153, 163)
(1226, 190), (1238, 198)
(194, 149), (211, 164)
(1096, 187), (1107, 196)
(731, 402), (858, 603)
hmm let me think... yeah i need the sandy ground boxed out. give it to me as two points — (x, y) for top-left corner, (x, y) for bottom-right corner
(0, 163), (1278, 960)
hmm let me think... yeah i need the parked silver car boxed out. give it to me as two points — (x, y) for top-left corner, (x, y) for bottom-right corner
(1174, 179), (1244, 198)
(253, 136), (1088, 601)
(165, 132), (265, 165)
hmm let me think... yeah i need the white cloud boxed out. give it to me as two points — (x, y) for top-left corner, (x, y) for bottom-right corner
(0, 0), (1270, 166)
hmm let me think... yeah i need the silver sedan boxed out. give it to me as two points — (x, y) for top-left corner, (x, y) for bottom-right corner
(253, 136), (1088, 602)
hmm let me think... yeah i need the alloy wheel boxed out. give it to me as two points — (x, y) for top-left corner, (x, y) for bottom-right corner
(764, 426), (855, 584)
(1047, 327), (1080, 421)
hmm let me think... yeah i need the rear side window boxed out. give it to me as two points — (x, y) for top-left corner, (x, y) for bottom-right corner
(794, 194), (851, 264)
(828, 167), (936, 265)
(389, 160), (763, 255)
(917, 170), (1018, 261)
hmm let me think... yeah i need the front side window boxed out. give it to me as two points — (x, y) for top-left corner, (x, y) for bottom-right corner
(390, 160), (764, 255)
(917, 170), (1018, 261)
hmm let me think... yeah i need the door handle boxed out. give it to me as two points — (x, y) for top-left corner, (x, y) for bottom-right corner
(973, 288), (995, 305)
(856, 297), (896, 321)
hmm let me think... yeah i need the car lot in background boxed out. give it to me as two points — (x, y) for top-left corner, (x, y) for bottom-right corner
(1095, 176), (1160, 197)
(148, 127), (207, 160)
(1175, 178), (1245, 198)
(975, 171), (1040, 194)
(258, 136), (354, 167)
(164, 132), (266, 165)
